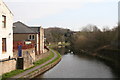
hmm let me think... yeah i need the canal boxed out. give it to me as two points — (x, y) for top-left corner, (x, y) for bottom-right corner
(36, 47), (119, 78)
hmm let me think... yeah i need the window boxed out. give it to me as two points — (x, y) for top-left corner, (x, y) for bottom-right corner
(32, 35), (35, 40)
(2, 15), (6, 28)
(2, 38), (6, 52)
(28, 35), (35, 40)
(29, 35), (32, 40)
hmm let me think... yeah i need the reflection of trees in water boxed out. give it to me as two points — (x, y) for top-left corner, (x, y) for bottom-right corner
(55, 46), (120, 78)
(53, 46), (71, 55)
(96, 57), (120, 78)
(77, 52), (120, 78)
(76, 51), (120, 78)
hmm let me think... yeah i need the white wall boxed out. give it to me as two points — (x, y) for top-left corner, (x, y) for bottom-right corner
(40, 28), (44, 53)
(0, 0), (13, 59)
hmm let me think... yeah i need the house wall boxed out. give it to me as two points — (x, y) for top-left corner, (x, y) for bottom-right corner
(0, 0), (13, 59)
(13, 34), (37, 41)
(13, 27), (45, 55)
(39, 28), (44, 54)
(36, 34), (39, 53)
(14, 34), (39, 55)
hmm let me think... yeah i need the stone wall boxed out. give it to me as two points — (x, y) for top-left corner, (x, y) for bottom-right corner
(22, 52), (34, 70)
(0, 59), (16, 75)
(14, 48), (35, 70)
(0, 48), (35, 75)
(22, 48), (36, 62)
(13, 48), (35, 61)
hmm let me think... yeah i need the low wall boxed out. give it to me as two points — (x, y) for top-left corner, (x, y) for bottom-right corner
(35, 49), (49, 62)
(14, 48), (35, 70)
(0, 48), (35, 75)
(0, 59), (16, 75)
(22, 58), (61, 79)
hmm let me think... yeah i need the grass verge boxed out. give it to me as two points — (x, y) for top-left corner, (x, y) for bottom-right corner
(33, 51), (54, 66)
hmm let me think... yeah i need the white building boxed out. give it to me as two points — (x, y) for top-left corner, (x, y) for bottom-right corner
(0, 0), (13, 60)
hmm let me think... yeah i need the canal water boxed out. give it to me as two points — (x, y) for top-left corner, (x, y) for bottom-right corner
(36, 47), (118, 78)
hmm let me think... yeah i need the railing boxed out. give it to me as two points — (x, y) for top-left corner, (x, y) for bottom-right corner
(0, 58), (16, 62)
(44, 46), (49, 51)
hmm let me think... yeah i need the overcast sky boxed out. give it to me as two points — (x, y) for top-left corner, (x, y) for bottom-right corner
(3, 0), (119, 31)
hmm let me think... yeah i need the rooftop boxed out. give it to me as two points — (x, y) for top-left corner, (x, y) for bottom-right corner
(13, 21), (38, 34)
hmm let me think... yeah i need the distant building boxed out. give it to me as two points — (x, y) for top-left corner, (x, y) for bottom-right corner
(13, 21), (44, 54)
(0, 0), (14, 60)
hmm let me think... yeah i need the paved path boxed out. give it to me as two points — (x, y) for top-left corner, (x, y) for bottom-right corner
(11, 49), (58, 78)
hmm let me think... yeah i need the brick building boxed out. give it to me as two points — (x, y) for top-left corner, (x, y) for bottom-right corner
(13, 21), (44, 55)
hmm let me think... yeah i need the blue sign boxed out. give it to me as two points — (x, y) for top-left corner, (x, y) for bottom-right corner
(18, 45), (22, 57)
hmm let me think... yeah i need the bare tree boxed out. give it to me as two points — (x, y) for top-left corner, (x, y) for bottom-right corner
(81, 24), (100, 32)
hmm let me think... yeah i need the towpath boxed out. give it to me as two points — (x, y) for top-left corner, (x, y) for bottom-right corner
(11, 49), (57, 78)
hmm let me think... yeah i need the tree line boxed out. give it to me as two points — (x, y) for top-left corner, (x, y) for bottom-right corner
(44, 27), (72, 44)
(70, 24), (119, 53)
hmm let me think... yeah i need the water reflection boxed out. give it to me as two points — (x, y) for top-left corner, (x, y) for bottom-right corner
(36, 47), (119, 78)
(53, 46), (70, 55)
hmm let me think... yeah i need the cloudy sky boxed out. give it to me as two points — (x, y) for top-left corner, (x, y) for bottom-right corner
(3, 0), (119, 31)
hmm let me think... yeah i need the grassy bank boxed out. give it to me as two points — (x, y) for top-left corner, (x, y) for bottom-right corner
(81, 48), (120, 69)
(97, 48), (120, 61)
(74, 47), (120, 64)
(2, 50), (56, 80)
(34, 51), (54, 66)
(95, 48), (120, 68)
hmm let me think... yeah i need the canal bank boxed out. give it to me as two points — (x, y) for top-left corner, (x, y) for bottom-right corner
(79, 48), (120, 71)
(2, 49), (61, 80)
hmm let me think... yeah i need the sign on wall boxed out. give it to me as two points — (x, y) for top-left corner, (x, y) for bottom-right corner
(25, 41), (32, 45)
